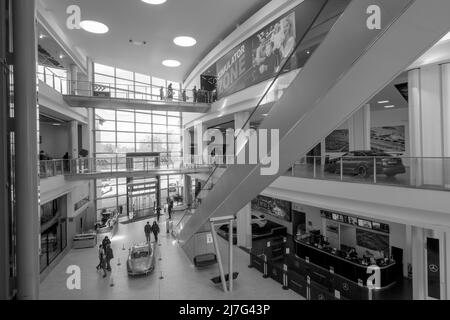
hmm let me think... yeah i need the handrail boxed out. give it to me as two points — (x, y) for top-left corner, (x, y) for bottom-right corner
(289, 155), (450, 192)
(39, 155), (212, 178)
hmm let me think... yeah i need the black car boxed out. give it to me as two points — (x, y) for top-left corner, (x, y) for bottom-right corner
(324, 150), (406, 178)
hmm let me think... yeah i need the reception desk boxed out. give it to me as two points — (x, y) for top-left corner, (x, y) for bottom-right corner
(294, 239), (397, 288)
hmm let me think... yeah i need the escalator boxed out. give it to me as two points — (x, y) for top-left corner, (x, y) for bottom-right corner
(178, 0), (450, 245)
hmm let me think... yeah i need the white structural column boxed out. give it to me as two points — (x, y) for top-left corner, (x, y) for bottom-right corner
(236, 203), (252, 248)
(348, 104), (371, 151)
(183, 128), (192, 164)
(69, 64), (78, 95)
(234, 111), (252, 248)
(408, 64), (450, 188)
(194, 121), (206, 164)
(70, 120), (79, 160)
(411, 226), (426, 300)
(411, 226), (450, 300)
(13, 0), (39, 300)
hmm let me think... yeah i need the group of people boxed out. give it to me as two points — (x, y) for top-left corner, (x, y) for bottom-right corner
(144, 221), (160, 243)
(159, 83), (175, 101)
(158, 84), (216, 104)
(96, 236), (114, 278)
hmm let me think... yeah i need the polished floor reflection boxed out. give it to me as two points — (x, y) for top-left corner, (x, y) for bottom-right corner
(40, 212), (301, 300)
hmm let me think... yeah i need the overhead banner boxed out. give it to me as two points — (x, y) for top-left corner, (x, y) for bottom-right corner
(216, 12), (296, 98)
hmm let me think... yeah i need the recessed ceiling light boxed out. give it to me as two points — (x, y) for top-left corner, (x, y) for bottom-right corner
(80, 20), (109, 34)
(59, 53), (64, 59)
(141, 0), (167, 4)
(39, 34), (46, 39)
(174, 36), (197, 47)
(378, 100), (390, 104)
(162, 60), (181, 67)
(262, 114), (269, 117)
(384, 105), (395, 109)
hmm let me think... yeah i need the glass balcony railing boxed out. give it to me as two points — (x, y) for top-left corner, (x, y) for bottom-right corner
(39, 155), (211, 178)
(286, 156), (450, 192)
(38, 72), (216, 105)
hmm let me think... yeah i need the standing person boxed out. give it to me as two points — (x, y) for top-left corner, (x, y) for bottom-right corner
(105, 244), (114, 272)
(96, 245), (107, 278)
(152, 221), (160, 243)
(156, 205), (161, 222)
(96, 244), (104, 270)
(160, 86), (165, 100)
(144, 221), (152, 243)
(193, 86), (198, 103)
(167, 83), (174, 101)
(102, 236), (111, 249)
(63, 152), (69, 173)
(168, 203), (172, 220)
(182, 89), (187, 102)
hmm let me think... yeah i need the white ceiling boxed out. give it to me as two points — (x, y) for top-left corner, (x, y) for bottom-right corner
(39, 0), (270, 82)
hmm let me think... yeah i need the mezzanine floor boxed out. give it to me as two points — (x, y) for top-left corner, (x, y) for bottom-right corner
(39, 212), (301, 300)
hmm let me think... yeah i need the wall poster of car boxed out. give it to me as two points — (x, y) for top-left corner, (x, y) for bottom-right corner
(251, 195), (292, 222)
(370, 126), (405, 153)
(325, 129), (349, 153)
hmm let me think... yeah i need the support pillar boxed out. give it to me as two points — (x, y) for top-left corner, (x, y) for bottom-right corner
(69, 64), (78, 95)
(194, 121), (206, 164)
(183, 128), (192, 165)
(236, 203), (252, 249)
(411, 226), (426, 300)
(348, 104), (371, 151)
(13, 0), (39, 300)
(70, 120), (79, 159)
(408, 64), (450, 188)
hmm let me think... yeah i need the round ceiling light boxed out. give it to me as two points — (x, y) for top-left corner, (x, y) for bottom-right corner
(162, 60), (181, 67)
(80, 20), (109, 34)
(174, 36), (197, 47)
(141, 0), (167, 4)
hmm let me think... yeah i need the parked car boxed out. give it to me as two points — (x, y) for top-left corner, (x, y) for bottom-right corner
(324, 150), (406, 178)
(127, 243), (156, 276)
(168, 183), (177, 193)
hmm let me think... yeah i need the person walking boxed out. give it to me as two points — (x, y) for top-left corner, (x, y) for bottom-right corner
(96, 245), (107, 278)
(144, 221), (152, 243)
(152, 221), (160, 243)
(156, 206), (161, 222)
(105, 244), (114, 272)
(167, 83), (174, 101)
(102, 236), (111, 249)
(193, 86), (198, 103)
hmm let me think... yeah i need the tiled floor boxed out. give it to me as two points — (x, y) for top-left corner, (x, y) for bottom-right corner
(39, 213), (301, 300)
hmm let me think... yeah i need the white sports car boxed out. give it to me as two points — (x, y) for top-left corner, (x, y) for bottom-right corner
(127, 243), (156, 276)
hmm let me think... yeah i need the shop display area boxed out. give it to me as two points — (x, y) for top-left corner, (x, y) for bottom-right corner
(229, 195), (414, 300)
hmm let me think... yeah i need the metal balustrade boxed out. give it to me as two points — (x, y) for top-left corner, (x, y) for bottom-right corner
(37, 71), (215, 105)
(39, 155), (212, 178)
(287, 156), (450, 192)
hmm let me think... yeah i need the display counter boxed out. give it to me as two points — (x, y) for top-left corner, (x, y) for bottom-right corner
(294, 239), (397, 288)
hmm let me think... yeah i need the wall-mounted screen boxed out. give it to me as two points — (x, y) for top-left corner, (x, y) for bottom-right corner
(252, 195), (292, 222)
(356, 229), (389, 255)
(358, 219), (372, 229)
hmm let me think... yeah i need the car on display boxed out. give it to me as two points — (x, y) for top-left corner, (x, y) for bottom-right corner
(324, 150), (406, 178)
(126, 243), (156, 276)
(168, 183), (177, 193)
